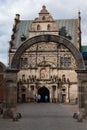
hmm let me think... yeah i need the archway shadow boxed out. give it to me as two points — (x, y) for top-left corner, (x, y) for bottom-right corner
(38, 87), (50, 103)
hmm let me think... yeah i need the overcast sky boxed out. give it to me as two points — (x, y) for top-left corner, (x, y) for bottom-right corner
(0, 0), (87, 66)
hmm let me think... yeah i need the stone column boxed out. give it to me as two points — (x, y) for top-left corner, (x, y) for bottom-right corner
(56, 86), (58, 102)
(76, 70), (87, 117)
(50, 87), (52, 102)
(66, 84), (69, 103)
(3, 68), (19, 118)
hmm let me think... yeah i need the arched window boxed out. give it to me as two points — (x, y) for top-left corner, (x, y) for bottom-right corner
(37, 24), (41, 30)
(47, 24), (51, 31)
(42, 16), (46, 20)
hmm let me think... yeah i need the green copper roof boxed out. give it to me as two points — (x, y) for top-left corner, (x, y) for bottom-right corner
(13, 20), (33, 48)
(56, 19), (78, 46)
(12, 19), (78, 49)
(81, 46), (87, 52)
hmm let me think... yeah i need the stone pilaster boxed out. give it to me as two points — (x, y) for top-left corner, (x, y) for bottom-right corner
(3, 68), (19, 118)
(76, 70), (87, 116)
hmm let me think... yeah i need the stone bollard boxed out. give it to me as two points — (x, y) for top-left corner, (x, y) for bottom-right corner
(73, 112), (78, 119)
(13, 112), (18, 121)
(73, 111), (84, 122)
(77, 112), (83, 122)
(12, 112), (22, 121)
(17, 113), (22, 119)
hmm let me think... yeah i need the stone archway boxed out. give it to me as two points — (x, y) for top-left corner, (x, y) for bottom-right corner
(38, 87), (50, 102)
(11, 34), (85, 69)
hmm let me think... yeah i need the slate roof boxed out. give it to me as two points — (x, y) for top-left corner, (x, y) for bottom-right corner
(12, 19), (78, 49)
(56, 19), (78, 46)
(13, 20), (33, 48)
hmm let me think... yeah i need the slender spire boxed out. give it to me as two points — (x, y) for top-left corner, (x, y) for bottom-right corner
(78, 11), (81, 51)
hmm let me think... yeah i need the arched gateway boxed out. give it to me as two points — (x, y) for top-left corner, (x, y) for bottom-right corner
(11, 34), (84, 103)
(3, 6), (87, 118)
(38, 87), (50, 102)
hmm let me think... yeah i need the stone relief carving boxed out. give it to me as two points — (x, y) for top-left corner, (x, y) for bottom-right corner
(19, 42), (77, 69)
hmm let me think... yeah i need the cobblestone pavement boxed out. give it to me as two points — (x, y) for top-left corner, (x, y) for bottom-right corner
(0, 103), (87, 130)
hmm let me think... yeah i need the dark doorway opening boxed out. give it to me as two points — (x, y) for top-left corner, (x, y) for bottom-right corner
(22, 94), (26, 102)
(38, 87), (50, 102)
(21, 87), (26, 102)
(62, 94), (66, 103)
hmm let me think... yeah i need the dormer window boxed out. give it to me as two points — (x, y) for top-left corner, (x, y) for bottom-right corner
(42, 16), (46, 20)
(47, 24), (51, 31)
(21, 34), (26, 42)
(37, 24), (41, 30)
